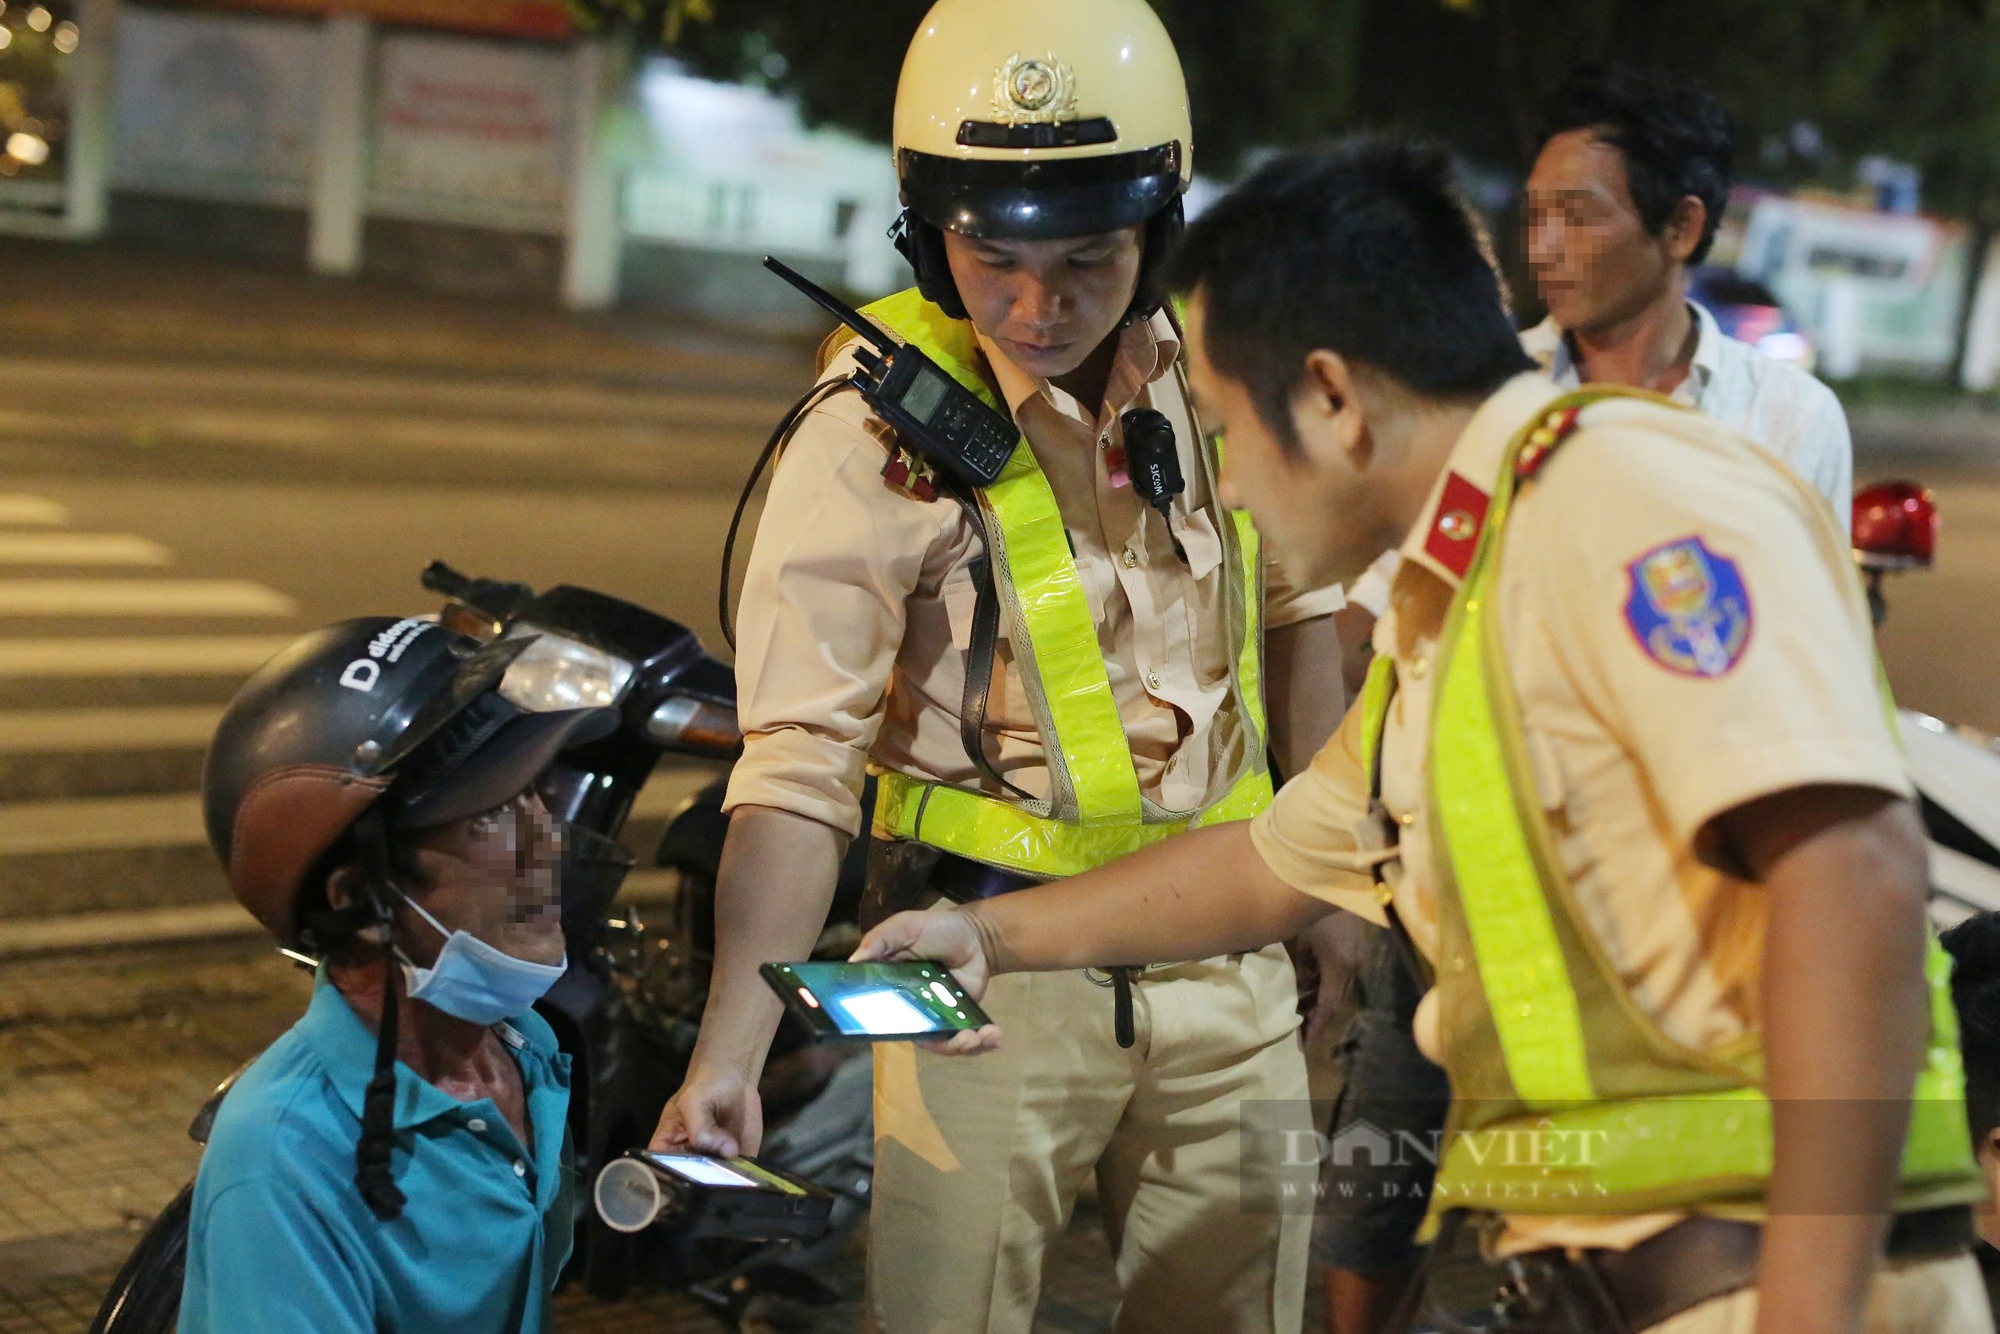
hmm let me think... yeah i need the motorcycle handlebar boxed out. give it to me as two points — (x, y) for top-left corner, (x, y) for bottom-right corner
(423, 560), (537, 626)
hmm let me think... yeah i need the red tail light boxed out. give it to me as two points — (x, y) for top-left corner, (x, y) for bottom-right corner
(1852, 481), (1938, 571)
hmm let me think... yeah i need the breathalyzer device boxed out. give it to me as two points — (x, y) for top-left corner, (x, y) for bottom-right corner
(763, 257), (1018, 489)
(594, 1149), (836, 1242)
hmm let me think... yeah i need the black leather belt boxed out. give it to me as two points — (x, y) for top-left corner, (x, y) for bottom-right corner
(925, 852), (1144, 1048)
(928, 851), (1038, 903)
(1485, 1205), (1973, 1332)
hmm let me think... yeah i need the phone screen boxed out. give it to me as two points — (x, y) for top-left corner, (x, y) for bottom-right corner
(645, 1153), (761, 1189)
(779, 961), (979, 1037)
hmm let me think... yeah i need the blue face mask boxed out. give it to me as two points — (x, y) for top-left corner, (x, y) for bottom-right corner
(396, 893), (567, 1026)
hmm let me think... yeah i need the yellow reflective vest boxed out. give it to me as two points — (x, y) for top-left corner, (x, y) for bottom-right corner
(1354, 387), (1983, 1223)
(824, 290), (1274, 880)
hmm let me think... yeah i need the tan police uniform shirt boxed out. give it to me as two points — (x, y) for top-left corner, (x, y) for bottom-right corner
(725, 308), (1345, 836)
(1248, 372), (1911, 1254)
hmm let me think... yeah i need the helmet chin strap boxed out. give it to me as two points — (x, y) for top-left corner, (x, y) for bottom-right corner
(352, 805), (408, 1223)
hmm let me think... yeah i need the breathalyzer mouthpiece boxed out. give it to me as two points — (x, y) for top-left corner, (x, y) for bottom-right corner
(594, 1156), (673, 1233)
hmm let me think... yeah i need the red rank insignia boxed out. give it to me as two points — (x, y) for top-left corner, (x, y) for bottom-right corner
(1422, 471), (1490, 580)
(882, 447), (938, 502)
(1515, 405), (1583, 480)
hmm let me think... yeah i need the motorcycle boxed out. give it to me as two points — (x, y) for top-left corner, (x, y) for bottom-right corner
(1852, 480), (2000, 929)
(89, 562), (876, 1334)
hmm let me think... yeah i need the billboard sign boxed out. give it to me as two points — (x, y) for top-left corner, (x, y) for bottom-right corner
(368, 32), (573, 232)
(111, 7), (322, 207)
(193, 0), (571, 41)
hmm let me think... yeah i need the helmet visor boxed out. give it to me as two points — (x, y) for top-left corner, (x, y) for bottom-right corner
(393, 703), (617, 829)
(900, 144), (1182, 240)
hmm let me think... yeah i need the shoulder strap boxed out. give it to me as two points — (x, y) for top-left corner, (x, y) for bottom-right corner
(953, 511), (1032, 802)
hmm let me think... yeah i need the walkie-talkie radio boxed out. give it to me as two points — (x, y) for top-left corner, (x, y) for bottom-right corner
(763, 257), (1017, 489)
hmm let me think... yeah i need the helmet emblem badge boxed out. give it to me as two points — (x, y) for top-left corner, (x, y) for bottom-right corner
(992, 52), (1077, 125)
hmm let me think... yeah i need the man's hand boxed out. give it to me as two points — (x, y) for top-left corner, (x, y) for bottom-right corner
(651, 1060), (764, 1158)
(649, 805), (847, 1158)
(1289, 909), (1371, 1044)
(851, 909), (1004, 1055)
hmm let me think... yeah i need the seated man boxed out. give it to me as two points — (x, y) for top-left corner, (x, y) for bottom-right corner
(179, 617), (614, 1334)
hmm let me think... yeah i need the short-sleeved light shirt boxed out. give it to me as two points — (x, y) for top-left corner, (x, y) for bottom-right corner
(725, 309), (1344, 837)
(1250, 373), (1907, 1253)
(178, 969), (575, 1334)
(1521, 301), (1854, 512)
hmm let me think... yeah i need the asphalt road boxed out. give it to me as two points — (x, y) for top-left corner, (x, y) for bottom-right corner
(0, 346), (1991, 730)
(0, 350), (800, 646)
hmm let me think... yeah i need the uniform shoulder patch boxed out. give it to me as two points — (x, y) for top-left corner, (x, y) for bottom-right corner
(1421, 472), (1491, 580)
(1623, 536), (1753, 677)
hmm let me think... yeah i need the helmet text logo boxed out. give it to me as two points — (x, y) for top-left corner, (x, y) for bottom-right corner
(338, 617), (433, 693)
(340, 659), (381, 692)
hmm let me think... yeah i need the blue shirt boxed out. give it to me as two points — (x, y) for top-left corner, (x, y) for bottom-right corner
(179, 969), (575, 1334)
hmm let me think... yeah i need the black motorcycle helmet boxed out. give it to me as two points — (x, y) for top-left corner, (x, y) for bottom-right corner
(202, 616), (615, 1222)
(204, 616), (614, 949)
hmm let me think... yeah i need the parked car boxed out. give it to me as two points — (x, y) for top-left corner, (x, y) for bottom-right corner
(1689, 266), (1816, 372)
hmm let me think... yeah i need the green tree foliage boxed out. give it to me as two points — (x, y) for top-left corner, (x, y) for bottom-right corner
(663, 0), (1365, 175)
(561, 0), (716, 45)
(616, 0), (2000, 222)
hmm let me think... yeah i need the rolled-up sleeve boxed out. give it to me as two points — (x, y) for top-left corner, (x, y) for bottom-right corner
(1527, 412), (1907, 849)
(1249, 703), (1386, 923)
(722, 382), (957, 837)
(1264, 539), (1346, 628)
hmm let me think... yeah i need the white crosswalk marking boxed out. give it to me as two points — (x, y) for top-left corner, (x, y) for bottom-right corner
(0, 706), (223, 752)
(0, 492), (714, 957)
(0, 495), (69, 526)
(0, 791), (205, 855)
(0, 579), (297, 617)
(0, 770), (707, 857)
(0, 534), (172, 565)
(0, 635), (292, 677)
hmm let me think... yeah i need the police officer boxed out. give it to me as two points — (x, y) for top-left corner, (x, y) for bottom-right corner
(1318, 67), (1864, 1334)
(650, 2), (1345, 1329)
(857, 140), (1991, 1333)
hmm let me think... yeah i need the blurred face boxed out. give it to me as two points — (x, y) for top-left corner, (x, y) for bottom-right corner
(1524, 129), (1698, 334)
(942, 226), (1143, 379)
(398, 789), (565, 967)
(1184, 290), (1404, 591)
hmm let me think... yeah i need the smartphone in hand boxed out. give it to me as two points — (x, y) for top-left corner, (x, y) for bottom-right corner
(760, 960), (991, 1040)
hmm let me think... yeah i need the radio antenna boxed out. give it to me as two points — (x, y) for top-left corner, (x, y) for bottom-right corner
(762, 257), (896, 355)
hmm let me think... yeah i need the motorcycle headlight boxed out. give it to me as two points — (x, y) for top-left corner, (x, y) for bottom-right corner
(497, 629), (635, 712)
